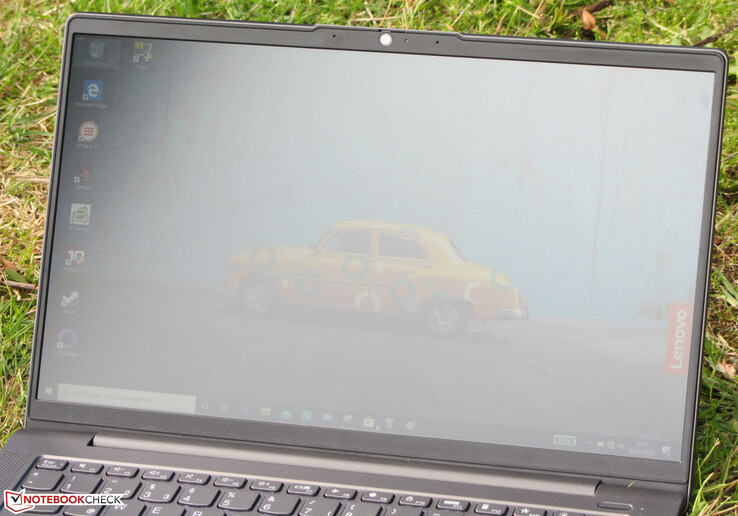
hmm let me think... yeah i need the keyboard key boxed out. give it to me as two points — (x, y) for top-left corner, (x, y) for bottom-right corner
(213, 476), (246, 489)
(101, 478), (141, 499)
(299, 498), (341, 516)
(179, 473), (210, 485)
(437, 500), (469, 512)
(146, 506), (185, 516)
(139, 482), (181, 503)
(513, 509), (546, 516)
(37, 459), (68, 471)
(287, 484), (320, 496)
(258, 494), (301, 515)
(23, 470), (64, 491)
(178, 486), (221, 508)
(16, 456), (561, 516)
(398, 496), (431, 508)
(251, 481), (283, 493)
(185, 510), (225, 516)
(428, 510), (466, 516)
(105, 501), (146, 516)
(72, 462), (104, 474)
(108, 466), (139, 478)
(27, 506), (62, 514)
(385, 508), (423, 516)
(143, 470), (175, 481)
(65, 506), (103, 516)
(360, 492), (393, 504)
(340, 502), (380, 516)
(324, 488), (356, 501)
(475, 503), (508, 515)
(60, 474), (102, 494)
(218, 490), (260, 511)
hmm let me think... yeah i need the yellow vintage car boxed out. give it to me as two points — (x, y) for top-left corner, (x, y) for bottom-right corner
(225, 221), (528, 333)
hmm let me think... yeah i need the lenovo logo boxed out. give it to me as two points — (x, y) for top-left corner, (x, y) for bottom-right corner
(665, 304), (693, 376)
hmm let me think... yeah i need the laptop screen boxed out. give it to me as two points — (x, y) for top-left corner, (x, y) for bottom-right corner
(37, 33), (716, 464)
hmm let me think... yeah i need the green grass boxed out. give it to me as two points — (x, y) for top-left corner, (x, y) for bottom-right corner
(1, 0), (737, 514)
(0, 297), (34, 442)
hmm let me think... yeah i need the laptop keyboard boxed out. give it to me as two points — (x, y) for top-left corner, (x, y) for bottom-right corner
(16, 458), (588, 516)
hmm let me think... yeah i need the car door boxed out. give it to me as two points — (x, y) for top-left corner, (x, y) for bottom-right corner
(371, 232), (432, 314)
(298, 228), (374, 310)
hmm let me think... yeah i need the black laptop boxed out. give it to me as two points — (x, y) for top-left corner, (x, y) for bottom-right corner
(0, 13), (728, 516)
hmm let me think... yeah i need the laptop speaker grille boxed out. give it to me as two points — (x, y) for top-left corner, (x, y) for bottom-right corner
(0, 449), (32, 493)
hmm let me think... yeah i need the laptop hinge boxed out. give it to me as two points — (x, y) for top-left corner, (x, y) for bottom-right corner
(93, 431), (598, 497)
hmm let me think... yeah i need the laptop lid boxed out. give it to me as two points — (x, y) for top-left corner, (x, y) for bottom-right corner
(28, 12), (726, 491)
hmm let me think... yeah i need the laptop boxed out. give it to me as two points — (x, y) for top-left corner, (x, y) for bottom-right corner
(0, 12), (728, 516)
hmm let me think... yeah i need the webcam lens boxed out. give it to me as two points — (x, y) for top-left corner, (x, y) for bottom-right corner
(379, 33), (392, 46)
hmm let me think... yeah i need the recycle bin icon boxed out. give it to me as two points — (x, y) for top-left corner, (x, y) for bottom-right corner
(90, 40), (105, 58)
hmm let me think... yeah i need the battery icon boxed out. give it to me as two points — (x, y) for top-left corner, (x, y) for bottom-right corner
(553, 435), (577, 446)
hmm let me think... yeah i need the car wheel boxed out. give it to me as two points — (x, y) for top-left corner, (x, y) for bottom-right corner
(425, 301), (469, 334)
(519, 297), (530, 320)
(240, 280), (276, 315)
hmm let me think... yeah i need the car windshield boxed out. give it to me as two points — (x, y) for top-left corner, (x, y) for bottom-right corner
(450, 241), (467, 260)
(443, 240), (466, 263)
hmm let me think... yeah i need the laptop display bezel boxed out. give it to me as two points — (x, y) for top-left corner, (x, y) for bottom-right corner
(26, 13), (727, 487)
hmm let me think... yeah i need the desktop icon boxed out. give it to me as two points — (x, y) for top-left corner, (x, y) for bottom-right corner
(133, 41), (153, 63)
(70, 204), (91, 226)
(74, 166), (92, 184)
(65, 249), (86, 267)
(89, 40), (105, 58)
(61, 291), (79, 308)
(301, 410), (313, 422)
(78, 121), (98, 142)
(82, 80), (103, 102)
(56, 329), (77, 350)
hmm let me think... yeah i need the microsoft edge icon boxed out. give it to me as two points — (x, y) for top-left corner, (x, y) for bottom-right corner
(83, 80), (103, 102)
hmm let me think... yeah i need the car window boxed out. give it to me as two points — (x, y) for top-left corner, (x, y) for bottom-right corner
(441, 240), (466, 264)
(378, 234), (427, 259)
(449, 241), (466, 260)
(324, 230), (371, 254)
